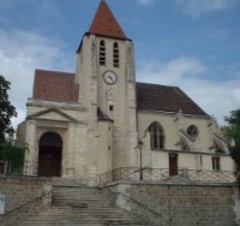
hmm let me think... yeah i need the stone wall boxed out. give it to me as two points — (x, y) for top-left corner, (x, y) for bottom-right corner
(102, 182), (238, 226)
(0, 176), (52, 226)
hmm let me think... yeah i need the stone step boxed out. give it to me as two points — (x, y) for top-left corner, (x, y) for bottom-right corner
(52, 190), (103, 195)
(18, 185), (152, 226)
(52, 194), (108, 199)
(18, 220), (149, 225)
(51, 202), (111, 208)
(44, 207), (124, 212)
(19, 222), (151, 226)
(35, 208), (133, 217)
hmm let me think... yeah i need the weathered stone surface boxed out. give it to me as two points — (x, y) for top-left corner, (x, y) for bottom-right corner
(0, 176), (52, 226)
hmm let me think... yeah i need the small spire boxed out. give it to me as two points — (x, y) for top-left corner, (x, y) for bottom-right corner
(88, 0), (128, 40)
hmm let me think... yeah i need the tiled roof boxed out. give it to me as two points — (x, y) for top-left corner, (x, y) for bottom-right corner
(32, 70), (208, 116)
(33, 70), (79, 103)
(137, 82), (208, 116)
(88, 0), (128, 40)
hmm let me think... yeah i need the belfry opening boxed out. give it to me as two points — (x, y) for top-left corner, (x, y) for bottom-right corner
(38, 132), (62, 177)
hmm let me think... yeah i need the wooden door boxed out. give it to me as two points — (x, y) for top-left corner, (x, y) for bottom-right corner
(169, 154), (178, 176)
(38, 132), (62, 177)
(38, 146), (61, 177)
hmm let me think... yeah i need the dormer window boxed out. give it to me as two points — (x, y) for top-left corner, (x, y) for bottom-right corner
(99, 40), (106, 66)
(113, 42), (119, 68)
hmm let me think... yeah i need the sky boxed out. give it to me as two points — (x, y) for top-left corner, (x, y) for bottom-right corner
(0, 0), (239, 128)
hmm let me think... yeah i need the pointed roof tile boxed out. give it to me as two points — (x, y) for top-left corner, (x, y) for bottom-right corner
(88, 0), (128, 40)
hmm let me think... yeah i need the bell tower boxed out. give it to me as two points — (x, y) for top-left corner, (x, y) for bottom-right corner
(76, 0), (138, 170)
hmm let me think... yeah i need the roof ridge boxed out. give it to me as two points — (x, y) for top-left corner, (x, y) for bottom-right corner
(35, 69), (74, 75)
(137, 81), (178, 89)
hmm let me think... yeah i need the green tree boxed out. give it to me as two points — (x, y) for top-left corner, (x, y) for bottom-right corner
(0, 142), (25, 173)
(224, 109), (240, 172)
(0, 75), (24, 174)
(0, 75), (17, 142)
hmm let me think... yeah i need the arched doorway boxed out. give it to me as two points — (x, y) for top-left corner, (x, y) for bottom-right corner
(38, 132), (62, 177)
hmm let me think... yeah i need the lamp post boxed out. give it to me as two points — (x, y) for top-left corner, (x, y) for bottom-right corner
(138, 139), (144, 181)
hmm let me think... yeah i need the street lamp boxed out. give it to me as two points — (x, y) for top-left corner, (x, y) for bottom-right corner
(138, 139), (144, 181)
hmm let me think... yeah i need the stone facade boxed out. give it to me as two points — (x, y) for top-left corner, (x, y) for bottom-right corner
(138, 111), (233, 171)
(19, 0), (234, 186)
(103, 182), (238, 226)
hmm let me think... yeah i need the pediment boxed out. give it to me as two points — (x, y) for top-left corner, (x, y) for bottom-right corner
(27, 108), (77, 123)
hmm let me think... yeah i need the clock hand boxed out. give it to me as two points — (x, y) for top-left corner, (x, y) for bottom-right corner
(108, 75), (113, 81)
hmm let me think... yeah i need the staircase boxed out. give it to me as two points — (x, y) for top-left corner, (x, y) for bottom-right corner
(18, 184), (152, 226)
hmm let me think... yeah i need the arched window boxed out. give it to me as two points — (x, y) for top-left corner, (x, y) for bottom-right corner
(113, 42), (119, 68)
(149, 122), (164, 150)
(99, 40), (106, 66)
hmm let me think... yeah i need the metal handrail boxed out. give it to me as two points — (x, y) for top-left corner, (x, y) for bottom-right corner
(98, 167), (236, 186)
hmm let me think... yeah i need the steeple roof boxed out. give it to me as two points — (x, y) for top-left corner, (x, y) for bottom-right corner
(88, 0), (128, 40)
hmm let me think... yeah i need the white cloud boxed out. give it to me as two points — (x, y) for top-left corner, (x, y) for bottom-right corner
(137, 56), (240, 125)
(138, 56), (205, 84)
(136, 0), (157, 6)
(0, 29), (73, 129)
(175, 0), (239, 17)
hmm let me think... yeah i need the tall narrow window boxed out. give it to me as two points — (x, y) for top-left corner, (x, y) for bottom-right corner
(113, 42), (119, 68)
(212, 156), (221, 171)
(169, 154), (178, 176)
(99, 40), (106, 66)
(149, 122), (164, 150)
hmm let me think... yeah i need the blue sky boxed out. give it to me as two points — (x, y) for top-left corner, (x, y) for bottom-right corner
(0, 0), (239, 127)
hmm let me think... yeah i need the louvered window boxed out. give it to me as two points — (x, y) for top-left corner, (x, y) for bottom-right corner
(99, 40), (106, 66)
(113, 42), (119, 68)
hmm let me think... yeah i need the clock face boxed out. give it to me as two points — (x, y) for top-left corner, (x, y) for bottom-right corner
(103, 71), (118, 85)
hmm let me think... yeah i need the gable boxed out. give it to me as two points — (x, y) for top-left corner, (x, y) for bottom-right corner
(27, 108), (78, 123)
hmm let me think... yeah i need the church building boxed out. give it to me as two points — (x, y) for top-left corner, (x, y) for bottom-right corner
(22, 0), (233, 185)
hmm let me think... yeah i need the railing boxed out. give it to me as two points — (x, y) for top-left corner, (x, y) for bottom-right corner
(102, 186), (162, 226)
(0, 160), (23, 175)
(98, 167), (236, 186)
(0, 160), (39, 176)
